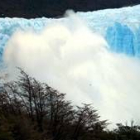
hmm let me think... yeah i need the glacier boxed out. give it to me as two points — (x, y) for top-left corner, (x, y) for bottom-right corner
(1, 5), (140, 61)
(1, 5), (140, 126)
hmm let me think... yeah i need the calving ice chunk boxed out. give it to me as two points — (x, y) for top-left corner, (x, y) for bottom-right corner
(1, 6), (140, 127)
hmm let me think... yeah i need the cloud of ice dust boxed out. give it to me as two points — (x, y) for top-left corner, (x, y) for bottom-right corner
(3, 11), (140, 127)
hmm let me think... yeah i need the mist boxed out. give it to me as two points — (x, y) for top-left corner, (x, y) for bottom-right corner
(3, 12), (140, 127)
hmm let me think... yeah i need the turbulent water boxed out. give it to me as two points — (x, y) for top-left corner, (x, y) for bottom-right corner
(1, 5), (140, 127)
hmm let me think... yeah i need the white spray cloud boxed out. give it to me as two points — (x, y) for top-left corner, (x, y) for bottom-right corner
(3, 12), (140, 127)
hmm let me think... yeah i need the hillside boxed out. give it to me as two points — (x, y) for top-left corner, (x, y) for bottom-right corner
(0, 0), (140, 18)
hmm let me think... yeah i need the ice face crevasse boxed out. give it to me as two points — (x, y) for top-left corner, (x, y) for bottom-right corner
(105, 22), (135, 56)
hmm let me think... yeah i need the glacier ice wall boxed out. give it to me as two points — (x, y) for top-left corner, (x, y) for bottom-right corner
(1, 5), (140, 126)
(1, 5), (140, 60)
(106, 22), (135, 56)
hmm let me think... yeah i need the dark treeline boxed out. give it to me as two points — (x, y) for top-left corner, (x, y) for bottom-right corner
(0, 0), (140, 18)
(0, 69), (140, 140)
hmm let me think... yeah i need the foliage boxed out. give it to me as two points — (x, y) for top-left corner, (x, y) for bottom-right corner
(0, 0), (139, 18)
(0, 69), (140, 140)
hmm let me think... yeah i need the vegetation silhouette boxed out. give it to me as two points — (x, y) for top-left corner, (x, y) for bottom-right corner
(0, 0), (140, 18)
(0, 68), (140, 140)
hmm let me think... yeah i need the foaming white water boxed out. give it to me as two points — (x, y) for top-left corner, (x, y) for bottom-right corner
(3, 12), (140, 126)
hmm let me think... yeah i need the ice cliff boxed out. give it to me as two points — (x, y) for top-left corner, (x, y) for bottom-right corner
(0, 5), (140, 60)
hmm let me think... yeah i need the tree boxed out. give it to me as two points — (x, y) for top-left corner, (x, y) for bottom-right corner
(114, 121), (140, 140)
(71, 104), (107, 140)
(0, 68), (108, 140)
